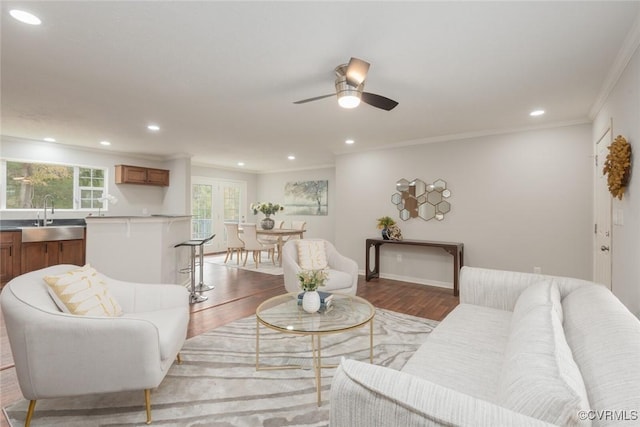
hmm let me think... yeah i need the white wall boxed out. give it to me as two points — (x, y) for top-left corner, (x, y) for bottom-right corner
(0, 137), (181, 218)
(593, 44), (640, 316)
(161, 156), (191, 215)
(256, 168), (335, 240)
(335, 124), (593, 289)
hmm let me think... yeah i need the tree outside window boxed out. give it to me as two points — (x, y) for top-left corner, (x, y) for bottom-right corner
(4, 161), (106, 210)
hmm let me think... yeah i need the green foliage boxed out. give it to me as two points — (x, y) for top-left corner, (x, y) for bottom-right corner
(297, 269), (328, 291)
(376, 216), (396, 229)
(6, 162), (74, 208)
(250, 202), (284, 216)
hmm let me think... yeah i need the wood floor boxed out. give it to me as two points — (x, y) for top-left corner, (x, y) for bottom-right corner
(0, 258), (459, 426)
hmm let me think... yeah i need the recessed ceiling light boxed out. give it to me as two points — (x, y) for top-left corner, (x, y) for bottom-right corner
(43, 137), (56, 142)
(100, 140), (111, 146)
(345, 139), (355, 145)
(530, 109), (545, 117)
(147, 124), (160, 131)
(288, 155), (296, 160)
(10, 10), (41, 25)
(237, 162), (245, 167)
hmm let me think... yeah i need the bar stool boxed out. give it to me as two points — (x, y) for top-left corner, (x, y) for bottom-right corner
(174, 234), (215, 304)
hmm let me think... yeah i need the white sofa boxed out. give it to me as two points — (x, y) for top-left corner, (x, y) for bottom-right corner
(1, 264), (190, 425)
(330, 267), (640, 426)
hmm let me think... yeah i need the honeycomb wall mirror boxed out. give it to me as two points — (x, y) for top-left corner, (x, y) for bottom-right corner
(392, 178), (451, 221)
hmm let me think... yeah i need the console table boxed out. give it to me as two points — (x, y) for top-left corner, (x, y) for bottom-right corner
(365, 238), (464, 296)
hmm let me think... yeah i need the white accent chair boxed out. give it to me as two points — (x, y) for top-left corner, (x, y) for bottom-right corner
(224, 222), (244, 264)
(0, 265), (189, 426)
(240, 223), (276, 268)
(282, 239), (358, 295)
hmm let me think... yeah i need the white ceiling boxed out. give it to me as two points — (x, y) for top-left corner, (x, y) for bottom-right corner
(1, 1), (639, 173)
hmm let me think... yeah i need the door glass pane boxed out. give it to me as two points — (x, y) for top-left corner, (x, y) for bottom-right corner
(223, 186), (240, 222)
(192, 184), (213, 239)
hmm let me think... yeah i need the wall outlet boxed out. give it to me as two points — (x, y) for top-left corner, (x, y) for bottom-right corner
(533, 267), (542, 274)
(396, 254), (402, 262)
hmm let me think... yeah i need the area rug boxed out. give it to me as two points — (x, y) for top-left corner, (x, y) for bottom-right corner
(3, 309), (438, 427)
(206, 253), (283, 276)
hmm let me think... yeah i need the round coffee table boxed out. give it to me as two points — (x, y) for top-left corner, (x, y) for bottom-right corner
(255, 292), (375, 405)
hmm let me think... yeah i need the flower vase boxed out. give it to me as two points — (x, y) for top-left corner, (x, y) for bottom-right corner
(302, 291), (321, 313)
(261, 216), (275, 230)
(381, 227), (390, 240)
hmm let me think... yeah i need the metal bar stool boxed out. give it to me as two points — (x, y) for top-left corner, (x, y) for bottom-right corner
(174, 234), (215, 304)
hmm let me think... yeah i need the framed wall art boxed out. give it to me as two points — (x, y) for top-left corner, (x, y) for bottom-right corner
(284, 180), (328, 215)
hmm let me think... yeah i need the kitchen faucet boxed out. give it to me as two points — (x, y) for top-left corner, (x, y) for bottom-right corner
(42, 194), (54, 226)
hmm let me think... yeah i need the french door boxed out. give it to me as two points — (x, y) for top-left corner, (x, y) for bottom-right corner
(191, 177), (246, 253)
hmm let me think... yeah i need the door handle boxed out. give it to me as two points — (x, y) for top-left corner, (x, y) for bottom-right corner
(601, 245), (610, 252)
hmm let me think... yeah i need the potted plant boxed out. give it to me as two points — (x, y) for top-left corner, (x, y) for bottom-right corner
(377, 216), (396, 240)
(250, 202), (284, 230)
(297, 269), (328, 313)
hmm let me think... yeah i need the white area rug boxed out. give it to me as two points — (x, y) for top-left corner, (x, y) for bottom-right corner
(4, 309), (438, 426)
(206, 253), (284, 275)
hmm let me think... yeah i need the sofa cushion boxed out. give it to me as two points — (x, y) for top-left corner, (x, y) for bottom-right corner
(402, 303), (512, 403)
(296, 240), (328, 270)
(512, 279), (563, 324)
(499, 281), (590, 426)
(44, 264), (123, 317)
(563, 285), (640, 426)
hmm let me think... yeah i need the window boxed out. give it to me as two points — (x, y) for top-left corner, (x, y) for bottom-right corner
(192, 183), (213, 239)
(79, 167), (106, 209)
(223, 186), (240, 222)
(2, 160), (107, 210)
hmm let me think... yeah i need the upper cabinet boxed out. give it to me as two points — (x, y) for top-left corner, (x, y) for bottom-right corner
(115, 165), (170, 186)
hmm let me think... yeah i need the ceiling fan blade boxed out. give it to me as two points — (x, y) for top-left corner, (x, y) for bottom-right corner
(361, 92), (399, 111)
(293, 94), (335, 104)
(345, 57), (370, 87)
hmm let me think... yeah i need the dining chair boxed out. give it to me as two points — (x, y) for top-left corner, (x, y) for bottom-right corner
(282, 220), (306, 244)
(224, 222), (244, 265)
(258, 219), (284, 247)
(239, 223), (276, 268)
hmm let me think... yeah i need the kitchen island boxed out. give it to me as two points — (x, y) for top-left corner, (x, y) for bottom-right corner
(85, 215), (190, 284)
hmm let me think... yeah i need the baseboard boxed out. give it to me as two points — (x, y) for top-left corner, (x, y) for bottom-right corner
(358, 270), (453, 290)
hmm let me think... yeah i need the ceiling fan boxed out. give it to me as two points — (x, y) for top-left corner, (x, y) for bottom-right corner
(293, 57), (399, 111)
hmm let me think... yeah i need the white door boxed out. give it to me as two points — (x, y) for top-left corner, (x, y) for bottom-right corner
(594, 125), (612, 289)
(191, 177), (246, 253)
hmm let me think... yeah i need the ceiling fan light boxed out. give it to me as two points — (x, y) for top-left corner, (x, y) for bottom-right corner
(338, 94), (361, 109)
(336, 77), (363, 109)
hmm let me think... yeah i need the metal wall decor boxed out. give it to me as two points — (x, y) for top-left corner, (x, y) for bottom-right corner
(391, 178), (451, 221)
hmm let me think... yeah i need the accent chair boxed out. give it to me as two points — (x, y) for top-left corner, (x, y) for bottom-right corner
(282, 239), (358, 295)
(0, 264), (189, 426)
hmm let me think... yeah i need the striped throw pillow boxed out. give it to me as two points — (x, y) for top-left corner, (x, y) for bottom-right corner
(44, 264), (123, 317)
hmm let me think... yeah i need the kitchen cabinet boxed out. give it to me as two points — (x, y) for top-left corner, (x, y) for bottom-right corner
(115, 164), (170, 186)
(1, 231), (21, 286)
(21, 239), (85, 274)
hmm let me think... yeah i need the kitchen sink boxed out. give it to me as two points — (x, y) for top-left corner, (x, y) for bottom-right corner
(20, 225), (85, 243)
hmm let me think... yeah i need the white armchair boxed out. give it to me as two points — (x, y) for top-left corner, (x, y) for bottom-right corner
(282, 239), (358, 295)
(0, 264), (189, 426)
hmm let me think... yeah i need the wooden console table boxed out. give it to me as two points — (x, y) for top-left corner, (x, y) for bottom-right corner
(365, 238), (464, 296)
